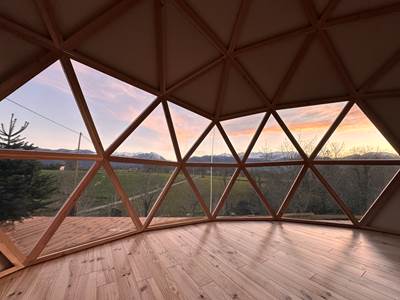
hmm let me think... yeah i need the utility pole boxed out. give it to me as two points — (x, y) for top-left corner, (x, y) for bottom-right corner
(70, 132), (82, 216)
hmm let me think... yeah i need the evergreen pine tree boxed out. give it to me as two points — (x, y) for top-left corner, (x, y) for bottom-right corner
(0, 114), (56, 223)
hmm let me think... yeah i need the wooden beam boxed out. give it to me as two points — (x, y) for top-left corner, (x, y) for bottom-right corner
(162, 100), (182, 161)
(0, 230), (25, 266)
(241, 112), (270, 162)
(143, 167), (181, 228)
(60, 57), (104, 155)
(230, 58), (272, 107)
(310, 165), (359, 225)
(0, 51), (59, 101)
(216, 122), (241, 164)
(105, 98), (161, 156)
(324, 2), (400, 28)
(272, 33), (315, 103)
(34, 0), (63, 48)
(244, 160), (305, 168)
(63, 0), (138, 50)
(68, 51), (161, 97)
(357, 100), (400, 154)
(109, 155), (179, 167)
(228, 0), (249, 53)
(358, 48), (400, 92)
(360, 169), (400, 226)
(102, 160), (143, 230)
(212, 168), (241, 218)
(312, 159), (400, 166)
(166, 56), (225, 94)
(233, 26), (315, 57)
(276, 165), (307, 217)
(183, 122), (214, 162)
(242, 168), (276, 217)
(185, 162), (239, 168)
(172, 0), (226, 55)
(181, 167), (212, 219)
(309, 101), (354, 160)
(156, 0), (166, 93)
(25, 161), (102, 264)
(213, 61), (231, 118)
(0, 149), (101, 161)
(272, 111), (309, 161)
(0, 15), (55, 50)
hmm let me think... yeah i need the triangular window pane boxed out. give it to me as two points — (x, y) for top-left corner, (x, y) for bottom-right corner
(0, 159), (94, 256)
(113, 163), (175, 223)
(150, 171), (206, 226)
(187, 167), (236, 213)
(115, 104), (177, 161)
(218, 172), (269, 217)
(0, 61), (95, 153)
(188, 126), (235, 163)
(72, 60), (156, 149)
(278, 102), (347, 156)
(221, 113), (264, 158)
(168, 102), (211, 157)
(248, 115), (301, 162)
(41, 167), (136, 256)
(318, 105), (400, 160)
(283, 170), (350, 224)
(247, 166), (302, 213)
(316, 165), (399, 220)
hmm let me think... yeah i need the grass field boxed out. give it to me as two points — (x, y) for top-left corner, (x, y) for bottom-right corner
(30, 163), (398, 221)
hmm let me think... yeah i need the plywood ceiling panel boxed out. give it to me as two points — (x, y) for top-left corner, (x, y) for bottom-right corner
(237, 34), (306, 99)
(51, 0), (114, 38)
(278, 38), (348, 104)
(328, 13), (400, 88)
(236, 0), (309, 47)
(166, 1), (220, 87)
(221, 64), (265, 116)
(0, 29), (45, 82)
(0, 0), (48, 36)
(172, 62), (224, 114)
(186, 0), (241, 46)
(77, 0), (158, 89)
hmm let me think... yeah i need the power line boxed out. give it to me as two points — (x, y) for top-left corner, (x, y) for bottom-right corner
(4, 97), (92, 143)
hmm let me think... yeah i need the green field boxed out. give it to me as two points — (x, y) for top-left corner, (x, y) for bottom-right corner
(29, 164), (400, 221)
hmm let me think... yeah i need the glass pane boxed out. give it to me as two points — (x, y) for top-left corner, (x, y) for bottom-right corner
(188, 126), (235, 163)
(221, 113), (264, 158)
(283, 170), (350, 224)
(277, 102), (347, 155)
(247, 166), (302, 213)
(115, 104), (177, 161)
(0, 61), (94, 153)
(248, 115), (301, 162)
(150, 171), (206, 226)
(0, 159), (93, 256)
(318, 105), (400, 160)
(168, 102), (211, 157)
(41, 167), (136, 255)
(317, 165), (399, 220)
(218, 172), (269, 217)
(187, 167), (236, 213)
(113, 163), (175, 223)
(72, 60), (156, 149)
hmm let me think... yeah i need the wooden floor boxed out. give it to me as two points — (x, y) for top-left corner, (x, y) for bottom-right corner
(0, 222), (400, 300)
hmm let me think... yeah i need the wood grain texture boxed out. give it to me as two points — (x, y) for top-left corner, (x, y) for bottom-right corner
(0, 221), (399, 300)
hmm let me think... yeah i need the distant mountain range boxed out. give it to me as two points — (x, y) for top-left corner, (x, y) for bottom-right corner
(35, 148), (398, 169)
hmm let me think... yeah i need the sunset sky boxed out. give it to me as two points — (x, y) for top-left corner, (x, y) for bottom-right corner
(0, 60), (398, 160)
